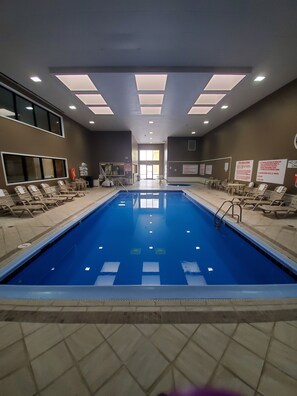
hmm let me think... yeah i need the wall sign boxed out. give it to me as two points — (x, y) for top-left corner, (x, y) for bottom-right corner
(234, 160), (253, 182)
(288, 160), (297, 169)
(182, 164), (198, 174)
(256, 159), (287, 184)
(294, 133), (297, 149)
(199, 164), (205, 176)
(205, 165), (212, 175)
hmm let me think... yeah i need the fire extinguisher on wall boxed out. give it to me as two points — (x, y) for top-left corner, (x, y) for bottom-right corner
(70, 168), (76, 181)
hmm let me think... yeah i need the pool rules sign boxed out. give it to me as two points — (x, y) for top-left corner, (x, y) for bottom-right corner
(256, 159), (287, 184)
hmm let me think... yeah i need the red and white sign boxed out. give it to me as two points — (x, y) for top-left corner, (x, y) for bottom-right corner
(256, 159), (287, 184)
(205, 165), (212, 175)
(234, 160), (253, 182)
(199, 164), (205, 176)
(182, 164), (198, 174)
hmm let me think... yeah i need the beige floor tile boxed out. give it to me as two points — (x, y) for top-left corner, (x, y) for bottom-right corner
(175, 340), (217, 386)
(107, 325), (145, 362)
(65, 324), (104, 361)
(258, 363), (297, 396)
(135, 324), (160, 337)
(250, 322), (275, 334)
(0, 340), (27, 379)
(267, 339), (297, 380)
(150, 325), (188, 361)
(173, 324), (199, 337)
(210, 364), (254, 396)
(148, 368), (174, 396)
(40, 367), (90, 396)
(79, 342), (122, 393)
(273, 322), (297, 350)
(31, 341), (73, 390)
(212, 323), (237, 336)
(96, 324), (122, 339)
(191, 324), (230, 360)
(25, 324), (63, 360)
(0, 322), (22, 351)
(221, 340), (264, 389)
(0, 366), (36, 396)
(58, 323), (84, 338)
(126, 339), (169, 391)
(21, 322), (47, 337)
(94, 367), (145, 396)
(172, 367), (194, 392)
(232, 323), (270, 358)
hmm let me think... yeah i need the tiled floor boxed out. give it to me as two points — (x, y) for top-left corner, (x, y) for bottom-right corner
(0, 181), (297, 395)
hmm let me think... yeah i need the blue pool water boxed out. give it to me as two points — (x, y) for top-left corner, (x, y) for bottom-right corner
(2, 191), (296, 287)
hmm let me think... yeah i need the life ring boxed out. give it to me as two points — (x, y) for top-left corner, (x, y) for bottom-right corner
(70, 168), (76, 181)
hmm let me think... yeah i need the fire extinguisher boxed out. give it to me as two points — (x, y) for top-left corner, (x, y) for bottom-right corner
(70, 168), (76, 181)
(295, 173), (297, 188)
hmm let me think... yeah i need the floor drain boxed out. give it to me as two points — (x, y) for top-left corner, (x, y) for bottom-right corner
(18, 243), (32, 249)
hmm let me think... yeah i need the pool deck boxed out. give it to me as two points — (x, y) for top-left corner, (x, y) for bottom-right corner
(1, 182), (297, 395)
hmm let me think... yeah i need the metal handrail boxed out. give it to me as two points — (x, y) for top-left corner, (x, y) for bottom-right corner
(214, 200), (242, 228)
(114, 178), (128, 192)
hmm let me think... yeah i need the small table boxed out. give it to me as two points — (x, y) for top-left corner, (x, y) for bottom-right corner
(227, 183), (245, 195)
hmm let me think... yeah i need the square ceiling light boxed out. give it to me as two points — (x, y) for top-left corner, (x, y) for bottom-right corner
(204, 74), (246, 91)
(139, 94), (164, 105)
(55, 75), (97, 91)
(89, 106), (114, 115)
(141, 107), (162, 115)
(195, 93), (226, 105)
(135, 75), (167, 91)
(188, 106), (213, 115)
(76, 94), (107, 105)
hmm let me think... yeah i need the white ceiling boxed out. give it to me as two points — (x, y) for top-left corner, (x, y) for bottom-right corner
(1, 0), (297, 143)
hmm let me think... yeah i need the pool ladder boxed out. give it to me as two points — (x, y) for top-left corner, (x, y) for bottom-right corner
(214, 200), (242, 228)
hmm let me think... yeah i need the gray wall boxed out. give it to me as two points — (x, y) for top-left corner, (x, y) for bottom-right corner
(88, 130), (132, 177)
(167, 79), (297, 193)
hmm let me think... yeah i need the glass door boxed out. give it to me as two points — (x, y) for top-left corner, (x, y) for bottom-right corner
(146, 165), (153, 179)
(139, 164), (155, 180)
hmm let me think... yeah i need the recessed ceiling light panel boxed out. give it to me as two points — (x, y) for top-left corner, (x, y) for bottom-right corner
(69, 105), (76, 110)
(135, 75), (167, 91)
(254, 76), (266, 82)
(76, 94), (107, 105)
(221, 105), (229, 109)
(89, 106), (114, 115)
(141, 107), (162, 115)
(204, 74), (246, 91)
(139, 94), (164, 105)
(56, 75), (97, 91)
(195, 93), (226, 105)
(203, 120), (209, 124)
(30, 76), (41, 82)
(89, 121), (95, 124)
(188, 106), (213, 115)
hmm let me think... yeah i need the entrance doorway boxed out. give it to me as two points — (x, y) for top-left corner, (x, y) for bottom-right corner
(140, 164), (159, 180)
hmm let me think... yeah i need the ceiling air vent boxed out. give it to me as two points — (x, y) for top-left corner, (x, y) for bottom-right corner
(188, 140), (196, 151)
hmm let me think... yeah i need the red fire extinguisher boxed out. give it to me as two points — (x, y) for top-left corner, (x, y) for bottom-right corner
(70, 168), (76, 181)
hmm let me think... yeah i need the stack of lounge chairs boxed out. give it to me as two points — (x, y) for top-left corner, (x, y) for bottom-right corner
(0, 179), (88, 218)
(259, 195), (297, 218)
(241, 185), (287, 210)
(0, 189), (46, 218)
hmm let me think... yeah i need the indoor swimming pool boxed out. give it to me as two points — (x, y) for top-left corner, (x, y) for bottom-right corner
(1, 191), (296, 299)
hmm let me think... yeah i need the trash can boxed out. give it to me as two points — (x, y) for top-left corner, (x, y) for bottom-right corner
(85, 176), (93, 188)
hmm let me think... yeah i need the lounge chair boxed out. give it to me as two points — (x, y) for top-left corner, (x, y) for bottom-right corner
(15, 186), (48, 210)
(40, 183), (73, 202)
(0, 189), (45, 218)
(242, 186), (287, 210)
(57, 180), (85, 197)
(28, 185), (60, 207)
(259, 195), (297, 218)
(234, 183), (268, 204)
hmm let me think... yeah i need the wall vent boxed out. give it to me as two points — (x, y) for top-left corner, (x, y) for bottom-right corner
(188, 140), (196, 151)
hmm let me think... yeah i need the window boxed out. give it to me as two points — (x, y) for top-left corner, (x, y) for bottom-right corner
(15, 96), (35, 126)
(54, 159), (66, 178)
(0, 83), (64, 136)
(42, 158), (55, 179)
(25, 157), (42, 180)
(0, 85), (15, 118)
(34, 105), (50, 131)
(49, 113), (62, 135)
(3, 155), (25, 183)
(2, 153), (67, 184)
(139, 150), (160, 161)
